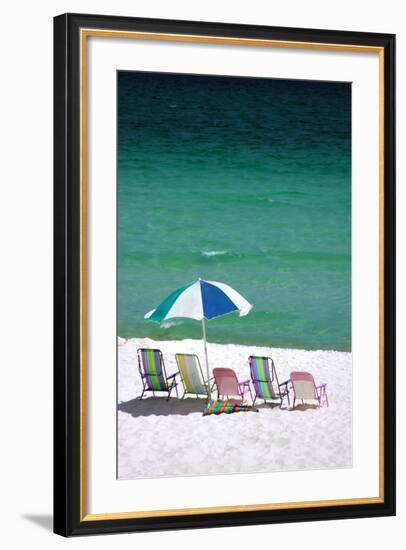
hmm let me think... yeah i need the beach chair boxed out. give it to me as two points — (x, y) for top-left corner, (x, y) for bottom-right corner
(290, 371), (328, 408)
(137, 348), (179, 400)
(175, 353), (215, 400)
(213, 368), (252, 403)
(249, 355), (290, 408)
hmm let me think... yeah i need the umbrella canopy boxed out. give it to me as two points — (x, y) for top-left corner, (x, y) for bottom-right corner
(145, 279), (253, 403)
(145, 279), (252, 323)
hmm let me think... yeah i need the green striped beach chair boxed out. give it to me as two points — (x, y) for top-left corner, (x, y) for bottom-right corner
(249, 355), (290, 408)
(175, 353), (215, 400)
(137, 348), (179, 400)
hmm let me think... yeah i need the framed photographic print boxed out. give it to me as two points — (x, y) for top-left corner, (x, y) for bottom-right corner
(53, 13), (396, 536)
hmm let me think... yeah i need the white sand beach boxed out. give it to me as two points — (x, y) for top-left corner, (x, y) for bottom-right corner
(118, 337), (352, 480)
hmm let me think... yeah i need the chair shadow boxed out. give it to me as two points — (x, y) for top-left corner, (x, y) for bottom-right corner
(118, 396), (208, 417)
(22, 514), (53, 531)
(289, 403), (320, 411)
(254, 402), (281, 410)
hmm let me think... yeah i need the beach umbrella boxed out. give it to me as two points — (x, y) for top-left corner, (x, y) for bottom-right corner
(144, 278), (253, 402)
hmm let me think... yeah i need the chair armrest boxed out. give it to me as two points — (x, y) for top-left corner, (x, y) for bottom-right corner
(239, 379), (251, 385)
(278, 380), (291, 394)
(167, 371), (180, 380)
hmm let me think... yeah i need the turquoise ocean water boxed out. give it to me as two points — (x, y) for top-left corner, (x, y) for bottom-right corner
(117, 72), (351, 351)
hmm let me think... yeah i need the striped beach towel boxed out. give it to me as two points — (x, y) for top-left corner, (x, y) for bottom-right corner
(204, 400), (259, 415)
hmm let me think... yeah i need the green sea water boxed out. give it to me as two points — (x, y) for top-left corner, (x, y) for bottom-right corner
(117, 72), (351, 351)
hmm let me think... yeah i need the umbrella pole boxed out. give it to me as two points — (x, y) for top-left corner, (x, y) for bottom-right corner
(201, 316), (211, 403)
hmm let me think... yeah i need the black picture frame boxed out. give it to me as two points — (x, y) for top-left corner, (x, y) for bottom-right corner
(54, 12), (396, 537)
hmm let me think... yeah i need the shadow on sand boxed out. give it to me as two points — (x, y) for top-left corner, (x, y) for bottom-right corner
(118, 397), (321, 417)
(118, 396), (208, 417)
(289, 403), (320, 411)
(254, 402), (281, 410)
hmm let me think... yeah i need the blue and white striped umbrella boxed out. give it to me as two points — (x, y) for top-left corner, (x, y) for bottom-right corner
(145, 279), (253, 401)
(145, 279), (252, 322)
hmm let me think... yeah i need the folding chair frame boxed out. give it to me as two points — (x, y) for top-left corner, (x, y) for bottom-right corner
(249, 356), (290, 408)
(290, 372), (328, 409)
(137, 348), (179, 401)
(213, 368), (253, 404)
(175, 353), (216, 401)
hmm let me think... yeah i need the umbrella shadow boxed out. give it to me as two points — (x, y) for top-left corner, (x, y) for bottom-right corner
(118, 396), (207, 417)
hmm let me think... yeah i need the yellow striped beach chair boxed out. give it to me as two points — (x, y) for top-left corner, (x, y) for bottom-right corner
(175, 353), (215, 400)
(137, 348), (179, 400)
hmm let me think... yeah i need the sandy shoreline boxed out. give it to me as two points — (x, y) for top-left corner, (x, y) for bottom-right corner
(118, 337), (352, 480)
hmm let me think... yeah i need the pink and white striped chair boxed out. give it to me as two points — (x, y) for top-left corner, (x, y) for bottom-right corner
(290, 371), (328, 408)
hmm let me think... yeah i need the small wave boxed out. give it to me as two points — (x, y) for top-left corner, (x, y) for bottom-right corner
(258, 196), (274, 204)
(161, 319), (182, 329)
(201, 250), (228, 257)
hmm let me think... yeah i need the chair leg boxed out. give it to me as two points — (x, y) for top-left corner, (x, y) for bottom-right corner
(167, 381), (179, 401)
(139, 380), (147, 400)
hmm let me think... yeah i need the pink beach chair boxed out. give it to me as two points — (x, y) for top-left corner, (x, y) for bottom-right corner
(290, 371), (328, 408)
(213, 368), (252, 403)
